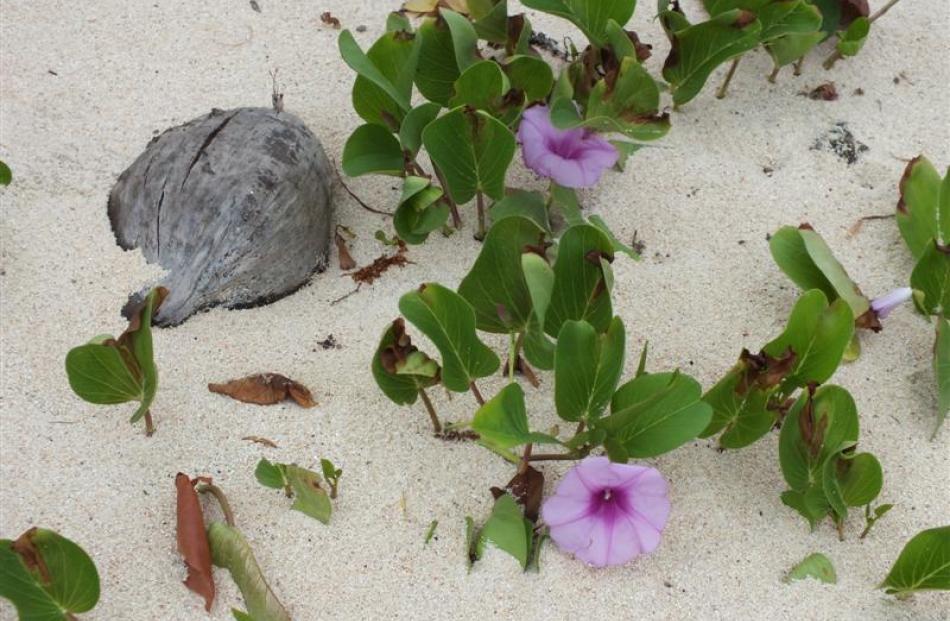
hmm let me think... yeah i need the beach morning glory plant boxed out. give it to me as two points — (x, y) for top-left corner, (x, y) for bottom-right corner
(542, 457), (670, 567)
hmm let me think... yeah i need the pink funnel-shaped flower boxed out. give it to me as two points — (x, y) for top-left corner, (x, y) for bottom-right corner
(517, 105), (619, 189)
(870, 287), (913, 319)
(541, 456), (670, 568)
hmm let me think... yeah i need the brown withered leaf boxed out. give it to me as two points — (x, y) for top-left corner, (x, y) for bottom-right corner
(839, 0), (869, 27)
(118, 286), (169, 350)
(335, 228), (357, 271)
(737, 348), (797, 393)
(490, 465), (544, 522)
(208, 373), (316, 408)
(242, 435), (279, 448)
(806, 82), (839, 101)
(10, 529), (51, 583)
(351, 241), (410, 285)
(320, 11), (341, 28)
(176, 473), (215, 611)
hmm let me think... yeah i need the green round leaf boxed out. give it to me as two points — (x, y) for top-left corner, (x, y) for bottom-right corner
(881, 526), (950, 596)
(342, 124), (405, 177)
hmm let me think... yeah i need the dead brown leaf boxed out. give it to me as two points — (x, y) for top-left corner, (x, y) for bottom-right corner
(176, 473), (215, 611)
(351, 241), (411, 285)
(320, 11), (341, 28)
(208, 373), (317, 408)
(490, 465), (544, 522)
(335, 228), (357, 271)
(805, 82), (839, 101)
(241, 436), (279, 448)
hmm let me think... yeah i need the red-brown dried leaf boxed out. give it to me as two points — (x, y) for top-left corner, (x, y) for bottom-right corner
(335, 231), (357, 271)
(10, 529), (51, 583)
(351, 241), (411, 285)
(176, 473), (215, 611)
(839, 0), (869, 27)
(490, 465), (544, 523)
(737, 348), (797, 393)
(117, 287), (169, 351)
(208, 373), (317, 408)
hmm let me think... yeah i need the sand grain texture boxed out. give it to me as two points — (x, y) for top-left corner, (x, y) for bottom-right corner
(1, 1), (948, 620)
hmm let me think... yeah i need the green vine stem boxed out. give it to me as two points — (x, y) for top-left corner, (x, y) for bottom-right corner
(419, 388), (442, 435)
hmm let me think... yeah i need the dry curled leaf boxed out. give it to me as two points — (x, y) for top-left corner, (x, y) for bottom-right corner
(176, 473), (215, 611)
(242, 436), (279, 448)
(209, 373), (316, 408)
(335, 228), (357, 271)
(806, 82), (839, 101)
(351, 241), (410, 285)
(490, 465), (544, 523)
(320, 11), (341, 28)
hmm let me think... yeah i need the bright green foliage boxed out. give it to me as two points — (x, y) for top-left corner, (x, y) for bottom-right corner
(0, 160), (10, 186)
(394, 176), (449, 245)
(399, 283), (500, 392)
(596, 371), (712, 460)
(554, 318), (626, 422)
(701, 363), (776, 448)
(458, 216), (547, 333)
(65, 286), (165, 427)
(472, 383), (560, 449)
(521, 0), (636, 46)
(544, 224), (615, 337)
(0, 528), (100, 621)
(896, 156), (950, 259)
(207, 522), (292, 621)
(473, 494), (533, 569)
(254, 458), (332, 524)
(881, 526), (950, 597)
(770, 225), (871, 323)
(660, 9), (762, 105)
(785, 552), (837, 584)
(339, 29), (414, 122)
(836, 17), (869, 57)
(422, 107), (516, 205)
(342, 124), (404, 177)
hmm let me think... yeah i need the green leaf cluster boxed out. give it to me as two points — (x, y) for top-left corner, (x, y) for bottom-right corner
(0, 528), (100, 621)
(894, 156), (950, 437)
(255, 458), (333, 524)
(64, 287), (165, 432)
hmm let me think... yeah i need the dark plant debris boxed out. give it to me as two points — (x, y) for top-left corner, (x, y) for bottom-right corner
(249, 0), (261, 12)
(351, 240), (411, 285)
(335, 225), (357, 271)
(321, 11), (341, 29)
(804, 82), (839, 101)
(812, 122), (868, 165)
(316, 334), (340, 350)
(437, 428), (480, 442)
(208, 373), (317, 408)
(490, 465), (544, 522)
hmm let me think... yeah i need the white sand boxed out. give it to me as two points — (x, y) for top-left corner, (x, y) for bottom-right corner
(1, 1), (948, 619)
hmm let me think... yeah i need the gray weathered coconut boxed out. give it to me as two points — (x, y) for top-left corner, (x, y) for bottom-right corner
(109, 107), (333, 326)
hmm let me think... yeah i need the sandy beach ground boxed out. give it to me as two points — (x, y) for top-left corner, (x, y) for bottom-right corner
(1, 1), (948, 619)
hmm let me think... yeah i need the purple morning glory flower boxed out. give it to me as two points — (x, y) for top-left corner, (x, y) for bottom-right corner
(870, 287), (913, 319)
(541, 456), (670, 568)
(517, 105), (619, 189)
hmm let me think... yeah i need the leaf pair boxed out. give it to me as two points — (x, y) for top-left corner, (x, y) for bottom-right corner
(65, 287), (166, 432)
(778, 385), (883, 530)
(0, 528), (100, 620)
(254, 458), (334, 524)
(176, 473), (291, 620)
(702, 289), (854, 448)
(895, 156), (950, 437)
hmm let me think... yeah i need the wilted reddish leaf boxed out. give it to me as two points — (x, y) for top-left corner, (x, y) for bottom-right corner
(737, 348), (797, 393)
(335, 230), (357, 271)
(118, 287), (169, 350)
(10, 529), (51, 582)
(839, 0), (869, 26)
(490, 465), (544, 522)
(351, 241), (410, 285)
(208, 373), (316, 408)
(176, 473), (215, 611)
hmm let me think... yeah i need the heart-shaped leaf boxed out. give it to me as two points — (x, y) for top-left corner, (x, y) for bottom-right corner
(422, 106), (516, 204)
(207, 522), (292, 621)
(822, 449), (882, 521)
(399, 102), (442, 156)
(521, 0), (637, 46)
(785, 552), (837, 584)
(472, 383), (560, 449)
(769, 225), (871, 323)
(66, 338), (144, 404)
(0, 528), (100, 621)
(896, 156), (950, 260)
(701, 364), (776, 448)
(349, 27), (420, 128)
(415, 18), (463, 105)
(763, 290), (854, 390)
(661, 9), (762, 106)
(450, 60), (511, 113)
(458, 216), (547, 333)
(342, 124), (405, 177)
(596, 371), (713, 458)
(544, 224), (615, 337)
(399, 283), (500, 392)
(503, 56), (555, 103)
(490, 191), (552, 233)
(371, 318), (441, 405)
(474, 493), (533, 569)
(554, 318), (626, 422)
(394, 176), (449, 245)
(881, 526), (950, 596)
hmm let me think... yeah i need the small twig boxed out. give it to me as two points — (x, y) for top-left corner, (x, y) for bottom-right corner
(419, 388), (442, 434)
(793, 56), (805, 76)
(197, 482), (236, 526)
(330, 283), (362, 305)
(823, 0), (904, 70)
(527, 452), (584, 462)
(847, 213), (894, 237)
(144, 410), (156, 437)
(518, 443), (533, 475)
(716, 56), (742, 99)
